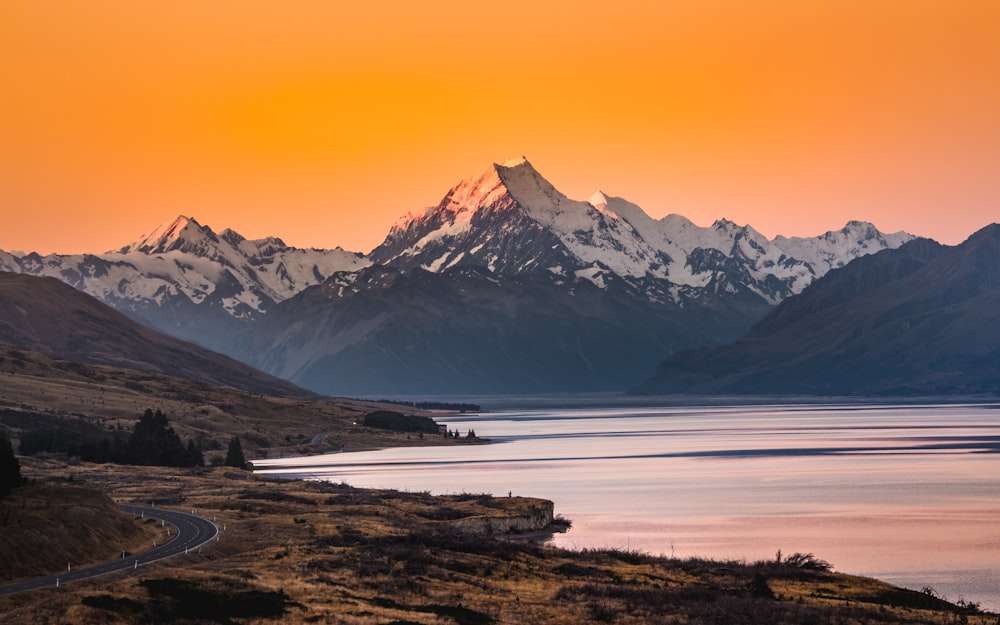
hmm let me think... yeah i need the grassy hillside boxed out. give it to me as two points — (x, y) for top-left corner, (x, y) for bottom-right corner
(0, 483), (159, 581)
(0, 271), (311, 398)
(0, 344), (473, 461)
(0, 458), (992, 625)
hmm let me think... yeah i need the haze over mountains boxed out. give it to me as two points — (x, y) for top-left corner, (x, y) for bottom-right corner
(635, 224), (1000, 396)
(0, 272), (309, 398)
(1, 158), (918, 395)
(0, 218), (368, 352)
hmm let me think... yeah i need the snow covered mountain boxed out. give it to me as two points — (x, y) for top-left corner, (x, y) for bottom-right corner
(634, 224), (1000, 396)
(372, 158), (912, 305)
(373, 157), (673, 282)
(0, 158), (916, 394)
(113, 215), (369, 307)
(231, 159), (916, 394)
(0, 216), (368, 350)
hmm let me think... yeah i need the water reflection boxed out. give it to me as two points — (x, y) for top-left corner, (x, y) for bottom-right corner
(254, 402), (1000, 609)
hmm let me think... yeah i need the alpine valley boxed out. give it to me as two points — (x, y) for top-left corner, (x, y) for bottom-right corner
(1, 158), (914, 395)
(634, 223), (1000, 396)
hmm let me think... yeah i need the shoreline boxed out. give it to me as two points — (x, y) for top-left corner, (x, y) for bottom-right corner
(3, 457), (993, 624)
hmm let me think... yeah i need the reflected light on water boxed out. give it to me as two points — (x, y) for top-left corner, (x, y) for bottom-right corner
(255, 402), (1000, 609)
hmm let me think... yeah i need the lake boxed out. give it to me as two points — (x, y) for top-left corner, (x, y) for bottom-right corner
(253, 400), (1000, 611)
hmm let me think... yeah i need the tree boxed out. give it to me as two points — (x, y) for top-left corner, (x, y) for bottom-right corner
(126, 409), (194, 467)
(184, 440), (204, 467)
(0, 430), (23, 498)
(224, 436), (248, 469)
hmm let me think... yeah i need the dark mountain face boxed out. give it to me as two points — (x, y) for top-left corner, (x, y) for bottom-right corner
(234, 264), (773, 395)
(0, 271), (311, 398)
(633, 224), (1000, 396)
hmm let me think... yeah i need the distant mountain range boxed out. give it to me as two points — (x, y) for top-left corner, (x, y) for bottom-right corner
(634, 224), (1000, 396)
(372, 158), (910, 304)
(1, 158), (915, 394)
(0, 218), (367, 353)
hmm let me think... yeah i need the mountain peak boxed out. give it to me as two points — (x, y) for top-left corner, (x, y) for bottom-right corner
(117, 215), (214, 255)
(589, 190), (611, 208)
(413, 157), (565, 225)
(712, 218), (740, 231)
(219, 227), (246, 246)
(497, 155), (531, 169)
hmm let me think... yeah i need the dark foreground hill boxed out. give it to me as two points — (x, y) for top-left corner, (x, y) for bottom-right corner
(635, 224), (1000, 396)
(0, 271), (307, 398)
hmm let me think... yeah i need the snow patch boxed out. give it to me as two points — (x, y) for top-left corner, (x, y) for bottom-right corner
(574, 265), (608, 289)
(423, 251), (453, 273)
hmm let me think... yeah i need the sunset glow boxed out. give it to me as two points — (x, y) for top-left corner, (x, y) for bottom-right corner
(2, 1), (998, 254)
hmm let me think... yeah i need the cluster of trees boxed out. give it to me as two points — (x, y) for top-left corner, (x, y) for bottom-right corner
(0, 411), (252, 492)
(362, 410), (442, 434)
(371, 400), (481, 413)
(19, 409), (204, 468)
(126, 408), (205, 467)
(17, 409), (252, 471)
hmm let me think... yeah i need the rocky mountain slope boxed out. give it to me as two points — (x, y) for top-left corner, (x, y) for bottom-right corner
(372, 158), (911, 306)
(634, 224), (1000, 396)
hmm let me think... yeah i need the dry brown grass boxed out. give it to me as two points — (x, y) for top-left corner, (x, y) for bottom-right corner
(0, 457), (993, 625)
(0, 483), (164, 582)
(0, 344), (478, 460)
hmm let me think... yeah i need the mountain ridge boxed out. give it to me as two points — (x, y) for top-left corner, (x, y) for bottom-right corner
(0, 217), (368, 353)
(0, 158), (917, 394)
(633, 224), (1000, 396)
(372, 159), (912, 306)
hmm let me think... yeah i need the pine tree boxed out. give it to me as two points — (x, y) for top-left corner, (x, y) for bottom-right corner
(224, 436), (248, 469)
(127, 409), (187, 467)
(0, 430), (23, 498)
(185, 440), (204, 467)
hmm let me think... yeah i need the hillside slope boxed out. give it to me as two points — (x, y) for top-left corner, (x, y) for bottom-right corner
(634, 225), (1000, 395)
(240, 265), (769, 394)
(0, 484), (151, 582)
(0, 272), (308, 398)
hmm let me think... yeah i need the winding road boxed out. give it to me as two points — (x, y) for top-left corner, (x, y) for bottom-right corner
(0, 505), (219, 596)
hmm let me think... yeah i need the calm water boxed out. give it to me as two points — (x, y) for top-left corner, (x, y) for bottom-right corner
(254, 401), (1000, 610)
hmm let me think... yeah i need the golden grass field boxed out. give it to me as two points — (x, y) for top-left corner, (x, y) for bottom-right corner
(1, 457), (994, 625)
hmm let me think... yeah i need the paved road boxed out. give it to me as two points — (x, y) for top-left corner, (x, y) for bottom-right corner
(0, 505), (219, 596)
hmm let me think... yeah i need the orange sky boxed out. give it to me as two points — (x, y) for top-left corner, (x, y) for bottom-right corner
(2, 1), (998, 255)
